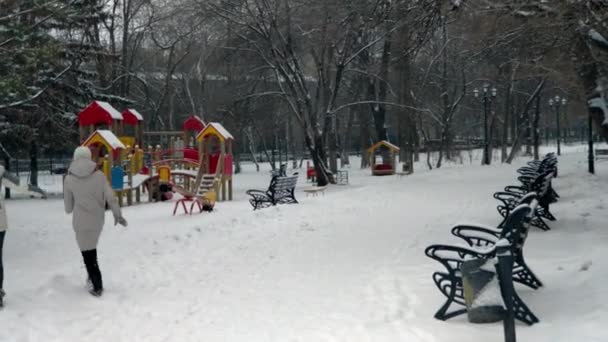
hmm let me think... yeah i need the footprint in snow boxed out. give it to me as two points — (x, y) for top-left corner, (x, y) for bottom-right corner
(580, 260), (592, 271)
(580, 212), (591, 217)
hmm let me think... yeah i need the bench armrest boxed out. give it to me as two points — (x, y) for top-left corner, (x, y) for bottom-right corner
(425, 244), (493, 276)
(504, 185), (527, 196)
(246, 189), (271, 199)
(451, 225), (501, 248)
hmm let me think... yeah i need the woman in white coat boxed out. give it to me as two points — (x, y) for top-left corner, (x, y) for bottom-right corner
(0, 164), (8, 307)
(64, 146), (127, 297)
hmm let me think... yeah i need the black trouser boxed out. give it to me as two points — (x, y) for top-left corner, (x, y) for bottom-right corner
(81, 249), (102, 291)
(0, 231), (5, 289)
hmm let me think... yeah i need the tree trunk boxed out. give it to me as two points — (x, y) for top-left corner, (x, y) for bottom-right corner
(245, 127), (260, 172)
(360, 110), (372, 168)
(304, 132), (332, 186)
(573, 35), (608, 143)
(341, 108), (354, 167)
(533, 92), (541, 160)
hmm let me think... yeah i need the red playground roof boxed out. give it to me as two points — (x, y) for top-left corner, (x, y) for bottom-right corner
(183, 116), (206, 132)
(78, 101), (123, 126)
(122, 109), (144, 125)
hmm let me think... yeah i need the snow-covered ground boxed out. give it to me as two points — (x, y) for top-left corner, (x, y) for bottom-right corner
(1, 145), (607, 342)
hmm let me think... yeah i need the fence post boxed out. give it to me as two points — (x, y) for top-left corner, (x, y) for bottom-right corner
(495, 239), (516, 342)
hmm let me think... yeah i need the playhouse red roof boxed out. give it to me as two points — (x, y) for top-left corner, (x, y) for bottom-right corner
(78, 101), (123, 126)
(122, 109), (144, 125)
(183, 116), (206, 132)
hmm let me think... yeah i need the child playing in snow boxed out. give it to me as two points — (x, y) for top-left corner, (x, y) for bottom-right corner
(63, 146), (128, 297)
(0, 165), (8, 307)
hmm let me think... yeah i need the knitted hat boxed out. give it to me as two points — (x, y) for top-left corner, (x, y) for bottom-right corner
(73, 146), (92, 160)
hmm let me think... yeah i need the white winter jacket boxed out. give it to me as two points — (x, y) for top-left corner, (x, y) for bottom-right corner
(0, 165), (7, 232)
(63, 158), (122, 251)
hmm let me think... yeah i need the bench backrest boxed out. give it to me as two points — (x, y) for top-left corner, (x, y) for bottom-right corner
(499, 204), (533, 254)
(269, 175), (298, 193)
(596, 149), (608, 156)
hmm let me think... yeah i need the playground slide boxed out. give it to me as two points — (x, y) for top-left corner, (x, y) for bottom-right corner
(1, 173), (47, 198)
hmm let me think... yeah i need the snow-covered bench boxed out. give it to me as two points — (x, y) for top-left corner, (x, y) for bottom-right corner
(425, 204), (540, 325)
(246, 174), (299, 210)
(596, 148), (608, 161)
(503, 171), (557, 224)
(495, 183), (552, 231)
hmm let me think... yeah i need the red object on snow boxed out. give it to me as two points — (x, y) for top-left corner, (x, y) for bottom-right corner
(306, 161), (316, 180)
(374, 164), (393, 171)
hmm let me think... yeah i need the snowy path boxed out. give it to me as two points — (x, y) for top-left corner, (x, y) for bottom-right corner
(2, 148), (608, 341)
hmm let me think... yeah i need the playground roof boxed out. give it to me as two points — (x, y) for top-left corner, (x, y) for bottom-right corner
(367, 140), (400, 153)
(78, 101), (123, 126)
(122, 109), (144, 125)
(183, 116), (206, 132)
(196, 122), (234, 142)
(83, 130), (126, 151)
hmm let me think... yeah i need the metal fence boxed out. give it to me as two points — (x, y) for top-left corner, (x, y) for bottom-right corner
(2, 158), (71, 176)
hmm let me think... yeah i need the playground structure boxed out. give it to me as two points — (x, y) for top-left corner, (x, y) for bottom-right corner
(76, 101), (235, 210)
(196, 122), (234, 201)
(368, 140), (400, 176)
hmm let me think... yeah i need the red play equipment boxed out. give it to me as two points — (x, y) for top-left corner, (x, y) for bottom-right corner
(306, 161), (316, 182)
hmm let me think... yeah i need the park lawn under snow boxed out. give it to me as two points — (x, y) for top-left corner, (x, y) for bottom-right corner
(1, 145), (608, 342)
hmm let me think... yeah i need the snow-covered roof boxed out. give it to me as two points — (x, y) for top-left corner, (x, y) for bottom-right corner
(126, 109), (143, 121)
(98, 130), (126, 149)
(83, 130), (126, 150)
(95, 101), (123, 120)
(196, 122), (234, 141)
(209, 123), (234, 139)
(368, 140), (400, 152)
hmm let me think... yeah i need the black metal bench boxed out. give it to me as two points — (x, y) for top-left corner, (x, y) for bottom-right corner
(246, 174), (299, 210)
(495, 177), (553, 231)
(504, 171), (556, 223)
(425, 204), (540, 325)
(596, 148), (608, 161)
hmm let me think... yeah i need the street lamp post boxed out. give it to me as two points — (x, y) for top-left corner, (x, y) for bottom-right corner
(474, 84), (497, 165)
(588, 113), (595, 174)
(549, 96), (567, 156)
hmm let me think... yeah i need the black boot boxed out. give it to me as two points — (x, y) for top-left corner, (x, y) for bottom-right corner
(82, 250), (103, 297)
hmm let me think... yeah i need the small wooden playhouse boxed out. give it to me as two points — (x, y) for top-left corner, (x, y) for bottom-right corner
(368, 140), (400, 176)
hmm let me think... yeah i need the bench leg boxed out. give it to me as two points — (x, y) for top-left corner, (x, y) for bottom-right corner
(513, 260), (543, 289)
(431, 272), (467, 321)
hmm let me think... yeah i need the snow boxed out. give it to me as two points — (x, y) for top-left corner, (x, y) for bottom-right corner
(95, 130), (126, 150)
(588, 97), (608, 126)
(125, 108), (144, 121)
(1, 145), (608, 341)
(471, 276), (505, 309)
(206, 122), (234, 140)
(95, 101), (123, 120)
(589, 29), (608, 48)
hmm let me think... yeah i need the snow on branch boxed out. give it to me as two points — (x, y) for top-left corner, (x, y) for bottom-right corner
(589, 28), (608, 50)
(0, 64), (72, 111)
